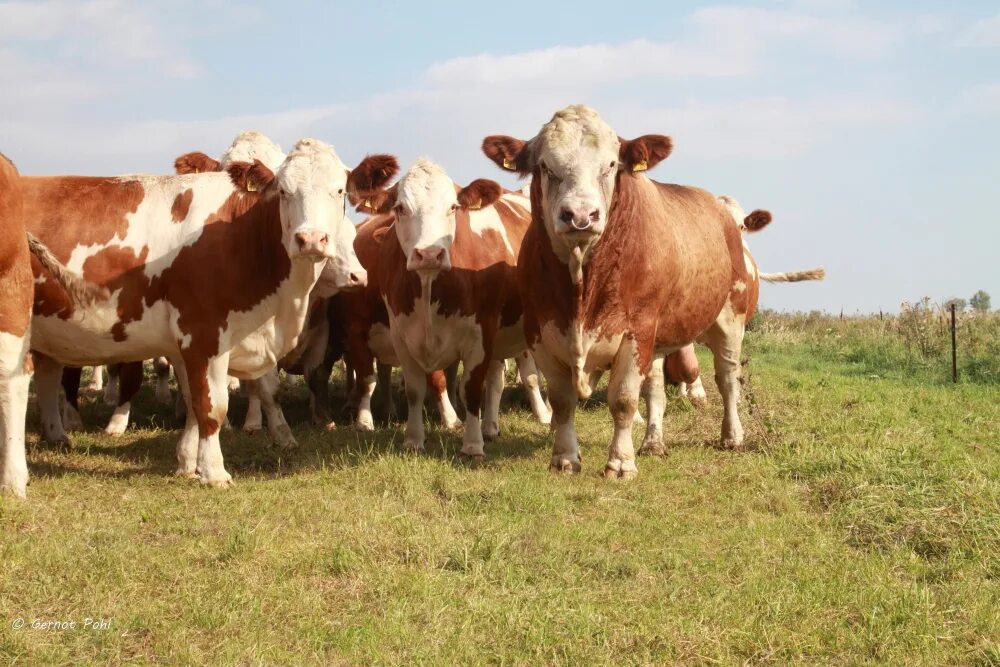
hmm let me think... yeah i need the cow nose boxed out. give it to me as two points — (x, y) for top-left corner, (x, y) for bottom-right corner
(294, 231), (329, 255)
(348, 270), (367, 288)
(414, 246), (444, 263)
(558, 207), (600, 231)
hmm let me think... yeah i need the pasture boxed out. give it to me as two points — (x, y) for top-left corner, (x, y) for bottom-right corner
(2, 312), (999, 665)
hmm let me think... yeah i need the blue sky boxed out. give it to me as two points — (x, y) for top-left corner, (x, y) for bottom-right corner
(1, 0), (998, 313)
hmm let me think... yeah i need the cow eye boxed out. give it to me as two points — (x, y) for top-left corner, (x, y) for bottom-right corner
(450, 203), (459, 213)
(337, 188), (344, 196)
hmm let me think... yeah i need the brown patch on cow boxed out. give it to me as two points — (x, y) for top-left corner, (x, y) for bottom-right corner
(174, 152), (221, 175)
(518, 170), (744, 373)
(21, 175), (145, 320)
(171, 189), (193, 223)
(618, 135), (673, 173)
(346, 154), (399, 206)
(743, 209), (772, 233)
(0, 154), (32, 336)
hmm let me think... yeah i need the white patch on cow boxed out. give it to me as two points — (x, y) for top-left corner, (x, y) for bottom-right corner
(0, 329), (32, 497)
(733, 280), (747, 293)
(33, 275), (46, 285)
(470, 199), (515, 257)
(219, 131), (285, 170)
(530, 106), (620, 268)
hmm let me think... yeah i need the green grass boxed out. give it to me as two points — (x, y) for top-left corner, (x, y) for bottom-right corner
(2, 323), (1000, 665)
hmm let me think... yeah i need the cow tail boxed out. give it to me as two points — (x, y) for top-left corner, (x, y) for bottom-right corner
(26, 232), (110, 306)
(759, 267), (826, 283)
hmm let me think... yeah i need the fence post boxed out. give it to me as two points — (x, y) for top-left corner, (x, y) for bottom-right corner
(950, 303), (958, 383)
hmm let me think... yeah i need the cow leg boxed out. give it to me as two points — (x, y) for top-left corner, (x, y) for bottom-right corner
(685, 376), (707, 406)
(638, 353), (667, 456)
(86, 364), (104, 392)
(458, 332), (496, 462)
(177, 352), (232, 486)
(103, 363), (120, 406)
(105, 360), (141, 436)
(372, 361), (397, 424)
(603, 337), (643, 480)
(307, 354), (336, 430)
(396, 352), (428, 454)
(243, 383), (263, 435)
(170, 358), (198, 477)
(533, 347), (580, 474)
(699, 313), (746, 449)
(354, 361), (378, 431)
(0, 330), (31, 497)
(34, 353), (70, 446)
(60, 367), (84, 431)
(480, 360), (505, 441)
(154, 357), (172, 404)
(516, 352), (551, 425)
(429, 369), (461, 430)
(258, 370), (297, 449)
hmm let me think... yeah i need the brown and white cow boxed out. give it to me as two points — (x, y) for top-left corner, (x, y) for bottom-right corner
(174, 131), (370, 439)
(482, 105), (756, 478)
(363, 158), (543, 458)
(1, 152), (106, 497)
(23, 139), (395, 487)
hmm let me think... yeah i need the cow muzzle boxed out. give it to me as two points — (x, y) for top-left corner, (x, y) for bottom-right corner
(341, 269), (367, 291)
(557, 207), (601, 235)
(409, 246), (449, 272)
(294, 231), (330, 259)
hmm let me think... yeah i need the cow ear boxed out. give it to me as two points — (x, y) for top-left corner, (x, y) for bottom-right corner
(347, 154), (399, 205)
(482, 135), (531, 176)
(174, 152), (221, 175)
(372, 226), (392, 244)
(743, 209), (772, 233)
(227, 159), (275, 194)
(618, 135), (673, 173)
(354, 184), (398, 215)
(457, 179), (503, 211)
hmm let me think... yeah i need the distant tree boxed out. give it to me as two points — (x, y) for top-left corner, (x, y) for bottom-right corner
(970, 290), (991, 312)
(944, 297), (967, 312)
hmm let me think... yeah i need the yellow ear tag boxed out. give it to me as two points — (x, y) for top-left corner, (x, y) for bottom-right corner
(363, 199), (373, 210)
(246, 179), (257, 192)
(632, 160), (648, 173)
(468, 200), (482, 211)
(502, 158), (516, 171)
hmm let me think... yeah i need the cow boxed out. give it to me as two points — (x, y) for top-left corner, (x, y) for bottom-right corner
(482, 104), (760, 478)
(360, 158), (544, 460)
(174, 131), (368, 439)
(22, 139), (395, 488)
(1, 152), (106, 497)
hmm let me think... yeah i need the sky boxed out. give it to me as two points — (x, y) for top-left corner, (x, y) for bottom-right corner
(1, 0), (998, 313)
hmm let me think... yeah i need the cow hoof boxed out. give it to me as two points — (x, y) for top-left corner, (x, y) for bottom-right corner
(273, 429), (298, 450)
(200, 475), (233, 488)
(42, 433), (73, 449)
(174, 469), (199, 480)
(460, 453), (486, 468)
(323, 421), (337, 432)
(402, 440), (425, 454)
(482, 424), (499, 441)
(441, 419), (463, 431)
(356, 415), (375, 432)
(243, 423), (262, 435)
(720, 438), (745, 451)
(689, 396), (708, 409)
(0, 473), (29, 499)
(548, 458), (581, 475)
(537, 411), (552, 426)
(638, 440), (666, 457)
(603, 466), (638, 480)
(104, 423), (127, 436)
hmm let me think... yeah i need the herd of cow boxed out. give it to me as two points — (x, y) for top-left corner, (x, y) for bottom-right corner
(0, 105), (823, 498)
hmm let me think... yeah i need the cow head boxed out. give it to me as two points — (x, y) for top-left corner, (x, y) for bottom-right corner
(315, 220), (367, 295)
(482, 105), (672, 282)
(219, 130), (286, 170)
(228, 139), (397, 263)
(376, 159), (502, 278)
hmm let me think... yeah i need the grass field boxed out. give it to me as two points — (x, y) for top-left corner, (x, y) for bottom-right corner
(2, 312), (999, 665)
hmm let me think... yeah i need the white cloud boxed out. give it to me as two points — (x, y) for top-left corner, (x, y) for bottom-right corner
(956, 12), (1000, 47)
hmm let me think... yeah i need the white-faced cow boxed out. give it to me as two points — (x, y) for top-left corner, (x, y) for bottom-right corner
(482, 105), (759, 478)
(174, 131), (370, 438)
(364, 158), (547, 459)
(22, 139), (395, 488)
